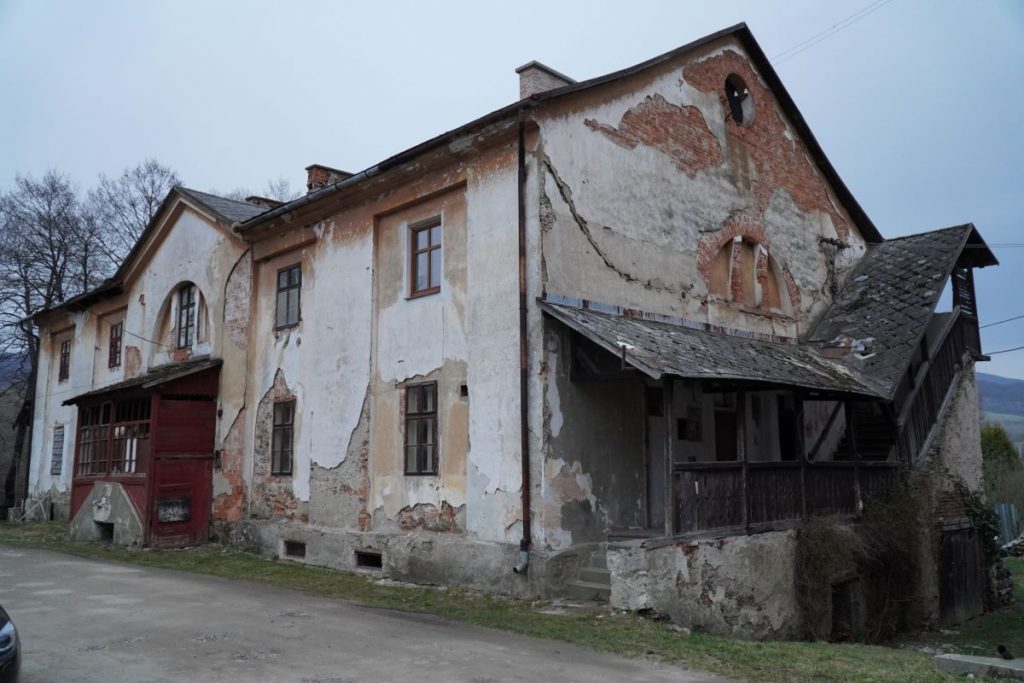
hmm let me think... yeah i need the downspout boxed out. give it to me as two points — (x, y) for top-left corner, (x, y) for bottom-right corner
(513, 112), (532, 575)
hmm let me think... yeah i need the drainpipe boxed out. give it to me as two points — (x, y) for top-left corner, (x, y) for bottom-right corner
(513, 113), (531, 575)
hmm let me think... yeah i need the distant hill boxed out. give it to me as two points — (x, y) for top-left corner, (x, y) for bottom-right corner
(977, 372), (1024, 444)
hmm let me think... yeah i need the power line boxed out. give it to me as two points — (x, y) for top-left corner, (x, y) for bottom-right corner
(772, 0), (897, 65)
(987, 344), (1024, 356)
(981, 313), (1024, 329)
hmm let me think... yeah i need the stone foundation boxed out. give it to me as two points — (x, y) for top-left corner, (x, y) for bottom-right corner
(608, 531), (801, 639)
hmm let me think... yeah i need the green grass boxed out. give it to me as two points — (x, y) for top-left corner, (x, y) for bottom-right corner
(2, 522), (1020, 682)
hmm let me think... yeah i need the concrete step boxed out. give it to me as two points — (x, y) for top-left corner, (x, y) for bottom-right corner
(578, 567), (611, 585)
(587, 551), (608, 570)
(564, 580), (611, 602)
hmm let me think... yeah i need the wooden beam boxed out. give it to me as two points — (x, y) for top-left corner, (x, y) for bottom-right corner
(737, 391), (748, 532)
(845, 401), (862, 513)
(663, 378), (675, 537)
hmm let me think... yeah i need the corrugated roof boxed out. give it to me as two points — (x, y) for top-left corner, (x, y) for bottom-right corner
(540, 301), (880, 397)
(808, 225), (991, 398)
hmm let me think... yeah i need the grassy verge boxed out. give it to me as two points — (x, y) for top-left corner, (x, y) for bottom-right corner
(2, 522), (1018, 682)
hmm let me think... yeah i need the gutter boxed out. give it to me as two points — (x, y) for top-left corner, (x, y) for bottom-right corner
(513, 113), (532, 575)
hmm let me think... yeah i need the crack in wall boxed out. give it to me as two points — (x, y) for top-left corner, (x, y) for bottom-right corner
(540, 152), (679, 296)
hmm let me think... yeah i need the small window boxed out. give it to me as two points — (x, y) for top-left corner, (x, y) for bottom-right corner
(272, 400), (295, 476)
(355, 550), (383, 569)
(58, 339), (71, 381)
(275, 264), (301, 329)
(410, 219), (442, 297)
(108, 321), (123, 368)
(283, 540), (306, 559)
(725, 74), (753, 125)
(405, 383), (438, 475)
(50, 425), (65, 476)
(176, 285), (196, 349)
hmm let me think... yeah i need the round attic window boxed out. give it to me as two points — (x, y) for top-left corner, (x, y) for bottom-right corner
(725, 74), (754, 125)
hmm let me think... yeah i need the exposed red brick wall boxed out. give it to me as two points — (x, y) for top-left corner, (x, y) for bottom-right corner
(682, 50), (850, 240)
(584, 94), (723, 178)
(397, 501), (462, 533)
(211, 409), (246, 522)
(935, 490), (966, 520)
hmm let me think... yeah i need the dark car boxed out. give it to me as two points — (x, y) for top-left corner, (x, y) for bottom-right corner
(0, 605), (19, 683)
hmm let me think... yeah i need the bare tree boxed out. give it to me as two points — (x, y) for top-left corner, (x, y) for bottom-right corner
(88, 158), (180, 264)
(211, 177), (300, 204)
(0, 171), (106, 506)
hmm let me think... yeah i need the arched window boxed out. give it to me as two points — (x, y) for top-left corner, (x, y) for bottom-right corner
(176, 284), (197, 349)
(725, 73), (754, 126)
(708, 237), (791, 314)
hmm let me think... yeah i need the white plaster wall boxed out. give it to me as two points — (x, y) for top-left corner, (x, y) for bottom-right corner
(464, 160), (526, 542)
(247, 221), (374, 503)
(533, 37), (868, 337)
(29, 203), (251, 501)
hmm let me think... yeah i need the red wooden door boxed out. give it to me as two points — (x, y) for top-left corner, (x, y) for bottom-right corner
(150, 458), (212, 547)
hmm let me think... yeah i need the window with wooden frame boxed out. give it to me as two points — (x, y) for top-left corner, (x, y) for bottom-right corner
(404, 382), (438, 475)
(409, 219), (442, 297)
(176, 285), (197, 348)
(50, 425), (65, 476)
(58, 339), (71, 381)
(108, 320), (123, 368)
(275, 264), (301, 329)
(75, 398), (151, 477)
(271, 400), (295, 476)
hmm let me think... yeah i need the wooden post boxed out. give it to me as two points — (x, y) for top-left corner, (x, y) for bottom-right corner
(845, 401), (862, 513)
(737, 391), (748, 532)
(663, 378), (675, 537)
(796, 395), (807, 519)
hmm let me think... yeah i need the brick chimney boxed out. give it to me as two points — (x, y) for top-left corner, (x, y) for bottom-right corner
(305, 164), (353, 194)
(515, 61), (576, 99)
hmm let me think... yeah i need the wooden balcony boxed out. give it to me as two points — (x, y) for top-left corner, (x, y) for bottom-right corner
(673, 460), (900, 534)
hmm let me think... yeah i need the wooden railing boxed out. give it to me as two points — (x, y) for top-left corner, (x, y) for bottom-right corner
(673, 460), (900, 534)
(896, 310), (975, 463)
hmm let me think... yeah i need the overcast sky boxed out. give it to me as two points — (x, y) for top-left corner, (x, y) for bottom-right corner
(2, 0), (1022, 377)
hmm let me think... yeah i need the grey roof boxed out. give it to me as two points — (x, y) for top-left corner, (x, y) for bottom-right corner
(177, 187), (268, 223)
(808, 225), (990, 398)
(540, 301), (879, 397)
(63, 358), (222, 405)
(238, 23), (882, 243)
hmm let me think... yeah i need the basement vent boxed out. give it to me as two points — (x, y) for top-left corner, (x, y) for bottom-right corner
(460, 384), (469, 398)
(283, 540), (307, 559)
(355, 550), (383, 569)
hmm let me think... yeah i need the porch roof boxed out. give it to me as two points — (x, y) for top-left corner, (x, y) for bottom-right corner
(540, 301), (881, 398)
(62, 357), (222, 406)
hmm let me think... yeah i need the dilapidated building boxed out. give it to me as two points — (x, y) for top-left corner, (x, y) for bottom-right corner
(25, 23), (997, 638)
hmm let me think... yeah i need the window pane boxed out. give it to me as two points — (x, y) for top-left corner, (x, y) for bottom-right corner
(425, 444), (435, 472)
(417, 418), (433, 446)
(287, 289), (300, 324)
(429, 248), (442, 289)
(276, 291), (288, 327)
(406, 445), (419, 473)
(424, 384), (435, 412)
(415, 253), (429, 292)
(278, 270), (288, 289)
(416, 228), (429, 250)
(430, 226), (441, 246)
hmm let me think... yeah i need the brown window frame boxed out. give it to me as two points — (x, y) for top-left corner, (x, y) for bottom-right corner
(409, 218), (442, 298)
(176, 285), (196, 349)
(58, 339), (71, 381)
(271, 400), (295, 476)
(404, 382), (439, 475)
(275, 264), (302, 330)
(74, 397), (151, 477)
(108, 320), (123, 368)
